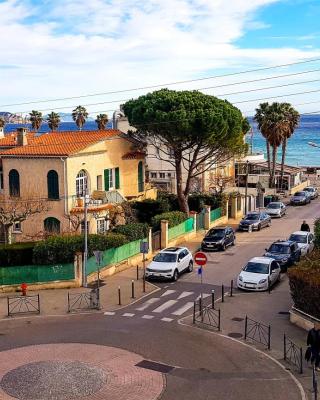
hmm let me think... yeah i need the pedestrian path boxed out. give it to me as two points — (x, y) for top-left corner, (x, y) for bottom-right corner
(104, 285), (219, 323)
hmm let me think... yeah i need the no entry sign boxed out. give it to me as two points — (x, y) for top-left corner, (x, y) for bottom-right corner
(194, 251), (207, 266)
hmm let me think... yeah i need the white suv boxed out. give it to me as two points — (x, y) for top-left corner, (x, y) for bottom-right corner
(146, 247), (193, 281)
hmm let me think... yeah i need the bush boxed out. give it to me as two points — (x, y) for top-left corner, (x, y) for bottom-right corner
(151, 211), (187, 231)
(157, 191), (180, 211)
(33, 233), (128, 265)
(0, 242), (35, 266)
(314, 218), (320, 248)
(113, 223), (149, 241)
(132, 199), (170, 223)
(288, 250), (320, 319)
(188, 193), (222, 212)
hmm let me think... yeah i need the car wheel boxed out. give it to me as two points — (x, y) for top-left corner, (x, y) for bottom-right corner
(221, 243), (226, 251)
(187, 261), (193, 273)
(172, 269), (179, 282)
(257, 224), (261, 231)
(232, 238), (236, 246)
(267, 220), (271, 227)
(277, 274), (281, 283)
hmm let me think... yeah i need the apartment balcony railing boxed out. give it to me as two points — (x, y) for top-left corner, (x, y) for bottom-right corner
(71, 190), (126, 213)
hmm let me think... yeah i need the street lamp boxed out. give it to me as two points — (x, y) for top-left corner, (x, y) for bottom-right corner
(244, 160), (249, 215)
(83, 192), (90, 287)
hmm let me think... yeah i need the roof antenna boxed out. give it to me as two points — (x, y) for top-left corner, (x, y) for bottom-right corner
(112, 110), (124, 129)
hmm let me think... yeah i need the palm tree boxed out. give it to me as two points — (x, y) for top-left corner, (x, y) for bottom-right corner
(29, 110), (43, 131)
(95, 113), (108, 130)
(47, 112), (61, 132)
(0, 117), (5, 129)
(72, 106), (88, 131)
(279, 103), (300, 190)
(254, 103), (272, 178)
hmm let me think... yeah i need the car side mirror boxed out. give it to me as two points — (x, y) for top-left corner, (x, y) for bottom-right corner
(265, 248), (268, 251)
(178, 259), (181, 263)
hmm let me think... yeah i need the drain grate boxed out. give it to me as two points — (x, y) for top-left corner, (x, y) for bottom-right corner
(136, 360), (174, 374)
(228, 332), (243, 338)
(278, 311), (290, 315)
(231, 317), (244, 322)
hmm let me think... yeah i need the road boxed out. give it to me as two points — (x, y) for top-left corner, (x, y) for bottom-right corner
(0, 200), (318, 400)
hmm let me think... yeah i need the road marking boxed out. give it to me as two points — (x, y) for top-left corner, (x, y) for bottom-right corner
(142, 315), (154, 319)
(161, 317), (174, 322)
(152, 300), (178, 313)
(122, 313), (135, 317)
(135, 297), (160, 311)
(104, 311), (115, 316)
(177, 291), (194, 300)
(161, 290), (176, 297)
(171, 302), (194, 316)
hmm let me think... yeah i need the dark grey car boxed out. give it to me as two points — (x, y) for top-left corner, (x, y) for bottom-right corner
(201, 226), (235, 251)
(238, 212), (272, 232)
(290, 191), (310, 205)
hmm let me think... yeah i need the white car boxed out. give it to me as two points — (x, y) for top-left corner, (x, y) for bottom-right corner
(146, 247), (193, 281)
(288, 231), (315, 256)
(265, 202), (287, 218)
(237, 257), (281, 291)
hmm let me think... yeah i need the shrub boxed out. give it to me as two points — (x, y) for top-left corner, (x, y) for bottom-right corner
(33, 233), (128, 265)
(0, 242), (35, 266)
(113, 223), (149, 241)
(121, 201), (138, 224)
(188, 193), (222, 212)
(132, 199), (170, 223)
(314, 218), (320, 248)
(288, 250), (320, 319)
(157, 191), (180, 211)
(151, 211), (187, 231)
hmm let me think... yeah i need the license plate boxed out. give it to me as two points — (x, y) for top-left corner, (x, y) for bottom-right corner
(207, 244), (213, 247)
(245, 284), (255, 288)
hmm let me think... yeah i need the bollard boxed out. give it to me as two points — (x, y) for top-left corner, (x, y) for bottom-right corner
(118, 286), (121, 306)
(136, 265), (139, 281)
(131, 280), (135, 299)
(211, 289), (215, 309)
(221, 284), (224, 303)
(21, 282), (27, 296)
(230, 280), (233, 297)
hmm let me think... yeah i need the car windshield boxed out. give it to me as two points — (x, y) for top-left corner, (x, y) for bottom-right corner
(268, 244), (290, 254)
(206, 229), (225, 239)
(294, 192), (305, 196)
(289, 234), (307, 243)
(153, 253), (177, 263)
(243, 262), (269, 274)
(267, 203), (281, 209)
(305, 188), (314, 192)
(245, 214), (259, 221)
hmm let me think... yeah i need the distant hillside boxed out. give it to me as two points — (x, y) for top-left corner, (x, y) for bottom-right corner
(0, 112), (24, 123)
(49, 113), (95, 123)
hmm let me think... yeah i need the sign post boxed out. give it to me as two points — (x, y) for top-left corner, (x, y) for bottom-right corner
(93, 250), (103, 308)
(140, 241), (149, 293)
(194, 251), (207, 301)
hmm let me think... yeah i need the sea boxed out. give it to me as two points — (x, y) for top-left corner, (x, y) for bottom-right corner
(3, 114), (320, 167)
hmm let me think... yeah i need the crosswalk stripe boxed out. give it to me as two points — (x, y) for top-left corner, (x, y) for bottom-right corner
(171, 302), (194, 316)
(196, 293), (211, 299)
(135, 297), (160, 311)
(152, 300), (177, 313)
(161, 290), (176, 297)
(123, 313), (135, 317)
(161, 317), (174, 322)
(142, 315), (154, 319)
(104, 311), (115, 316)
(177, 291), (194, 300)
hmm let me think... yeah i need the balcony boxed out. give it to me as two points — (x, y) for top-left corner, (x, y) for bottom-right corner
(70, 190), (126, 214)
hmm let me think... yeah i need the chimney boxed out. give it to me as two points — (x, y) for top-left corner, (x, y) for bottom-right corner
(16, 127), (28, 146)
(0, 127), (4, 139)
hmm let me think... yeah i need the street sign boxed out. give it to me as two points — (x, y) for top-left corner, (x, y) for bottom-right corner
(194, 251), (207, 266)
(197, 266), (202, 275)
(140, 241), (149, 254)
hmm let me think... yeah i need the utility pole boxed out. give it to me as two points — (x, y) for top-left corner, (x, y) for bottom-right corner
(245, 160), (249, 215)
(83, 192), (90, 287)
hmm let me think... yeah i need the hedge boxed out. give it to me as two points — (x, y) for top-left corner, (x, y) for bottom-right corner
(288, 250), (320, 319)
(33, 233), (128, 265)
(314, 218), (320, 248)
(113, 223), (149, 241)
(188, 193), (222, 212)
(132, 199), (170, 224)
(0, 242), (36, 266)
(151, 211), (187, 231)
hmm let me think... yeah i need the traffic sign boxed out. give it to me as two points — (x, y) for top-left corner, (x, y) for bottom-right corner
(197, 266), (202, 275)
(194, 251), (207, 266)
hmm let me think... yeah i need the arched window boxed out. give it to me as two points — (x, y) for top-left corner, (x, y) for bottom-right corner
(44, 217), (60, 234)
(47, 170), (59, 200)
(76, 170), (88, 197)
(9, 169), (20, 197)
(138, 161), (144, 192)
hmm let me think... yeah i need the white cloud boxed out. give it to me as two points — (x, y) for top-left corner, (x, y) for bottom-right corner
(0, 0), (319, 116)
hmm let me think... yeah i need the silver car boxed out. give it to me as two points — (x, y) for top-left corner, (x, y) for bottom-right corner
(304, 186), (319, 200)
(265, 202), (286, 218)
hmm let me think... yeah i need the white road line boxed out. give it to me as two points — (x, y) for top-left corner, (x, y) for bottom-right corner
(171, 302), (194, 316)
(177, 291), (194, 300)
(195, 293), (211, 299)
(122, 313), (135, 317)
(161, 290), (176, 297)
(142, 315), (154, 319)
(104, 311), (115, 316)
(161, 317), (174, 322)
(135, 297), (160, 311)
(152, 300), (178, 313)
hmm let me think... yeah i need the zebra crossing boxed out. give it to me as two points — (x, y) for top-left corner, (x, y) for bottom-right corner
(104, 288), (216, 323)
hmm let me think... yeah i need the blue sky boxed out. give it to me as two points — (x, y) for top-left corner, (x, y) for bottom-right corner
(0, 0), (319, 116)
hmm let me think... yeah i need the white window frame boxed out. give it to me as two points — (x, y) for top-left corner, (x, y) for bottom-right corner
(96, 219), (108, 234)
(159, 172), (165, 179)
(13, 222), (22, 233)
(97, 175), (102, 191)
(150, 172), (157, 179)
(76, 170), (88, 197)
(109, 168), (116, 190)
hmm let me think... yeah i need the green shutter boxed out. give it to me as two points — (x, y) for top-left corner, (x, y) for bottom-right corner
(104, 169), (110, 191)
(115, 167), (120, 189)
(138, 162), (144, 192)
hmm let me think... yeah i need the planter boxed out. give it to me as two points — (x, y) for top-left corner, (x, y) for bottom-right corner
(76, 198), (84, 207)
(290, 307), (320, 331)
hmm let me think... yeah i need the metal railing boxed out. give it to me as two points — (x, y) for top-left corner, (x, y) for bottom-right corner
(193, 296), (221, 331)
(283, 334), (303, 374)
(67, 290), (100, 313)
(7, 294), (40, 316)
(244, 315), (271, 349)
(313, 365), (318, 400)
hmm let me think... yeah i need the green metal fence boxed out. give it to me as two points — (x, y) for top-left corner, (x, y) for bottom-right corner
(210, 207), (222, 222)
(168, 218), (194, 241)
(86, 238), (146, 275)
(0, 263), (75, 286)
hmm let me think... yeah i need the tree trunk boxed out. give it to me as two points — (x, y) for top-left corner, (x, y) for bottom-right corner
(280, 139), (287, 190)
(175, 157), (189, 214)
(266, 140), (271, 186)
(4, 225), (12, 245)
(271, 146), (277, 188)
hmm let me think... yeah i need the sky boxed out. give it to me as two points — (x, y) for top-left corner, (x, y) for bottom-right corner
(0, 0), (320, 117)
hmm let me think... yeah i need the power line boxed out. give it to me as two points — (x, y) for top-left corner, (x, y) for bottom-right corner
(233, 88), (320, 104)
(2, 57), (320, 108)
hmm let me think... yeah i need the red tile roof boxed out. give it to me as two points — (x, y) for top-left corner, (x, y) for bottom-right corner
(122, 151), (145, 160)
(0, 131), (35, 147)
(0, 130), (122, 157)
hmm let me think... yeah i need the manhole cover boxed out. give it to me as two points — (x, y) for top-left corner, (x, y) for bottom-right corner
(278, 311), (290, 315)
(0, 360), (106, 400)
(232, 317), (244, 322)
(136, 360), (174, 374)
(228, 332), (243, 338)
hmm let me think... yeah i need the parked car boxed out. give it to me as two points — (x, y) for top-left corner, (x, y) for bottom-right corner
(265, 202), (287, 218)
(201, 226), (235, 251)
(237, 257), (281, 291)
(145, 247), (193, 281)
(288, 231), (315, 256)
(238, 212), (271, 232)
(264, 240), (301, 272)
(290, 191), (311, 205)
(304, 186), (319, 200)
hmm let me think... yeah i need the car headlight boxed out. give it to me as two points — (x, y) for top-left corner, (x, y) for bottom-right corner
(281, 257), (289, 263)
(259, 279), (267, 284)
(238, 275), (243, 282)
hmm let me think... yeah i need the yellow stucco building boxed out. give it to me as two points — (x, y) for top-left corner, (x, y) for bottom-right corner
(0, 127), (155, 242)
